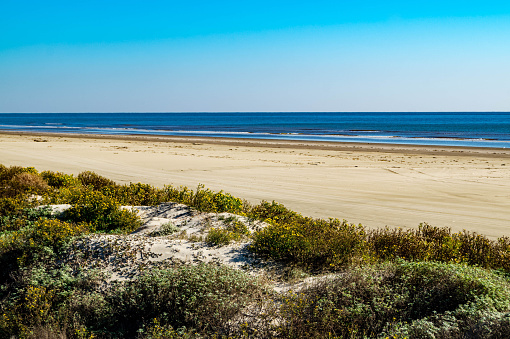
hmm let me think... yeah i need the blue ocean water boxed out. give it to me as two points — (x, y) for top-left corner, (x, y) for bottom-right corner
(1, 112), (510, 148)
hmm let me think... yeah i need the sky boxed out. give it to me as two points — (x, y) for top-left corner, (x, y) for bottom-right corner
(1, 1), (509, 112)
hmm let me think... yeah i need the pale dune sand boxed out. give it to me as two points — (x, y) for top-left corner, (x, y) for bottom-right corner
(1, 132), (509, 238)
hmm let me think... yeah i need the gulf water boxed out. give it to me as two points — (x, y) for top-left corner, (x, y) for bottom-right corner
(1, 112), (509, 148)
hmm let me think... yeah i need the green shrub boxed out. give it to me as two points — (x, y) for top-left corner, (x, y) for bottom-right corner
(84, 264), (266, 337)
(0, 196), (33, 218)
(0, 166), (46, 198)
(368, 224), (510, 271)
(41, 171), (79, 189)
(225, 218), (250, 236)
(205, 217), (250, 247)
(116, 182), (167, 206)
(206, 228), (240, 246)
(278, 261), (510, 338)
(248, 200), (300, 224)
(1, 206), (54, 233)
(78, 171), (117, 190)
(61, 190), (142, 233)
(252, 218), (367, 270)
(210, 190), (243, 213)
(163, 185), (194, 205)
(163, 184), (244, 213)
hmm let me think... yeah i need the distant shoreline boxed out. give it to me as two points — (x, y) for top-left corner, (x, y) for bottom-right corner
(2, 130), (510, 158)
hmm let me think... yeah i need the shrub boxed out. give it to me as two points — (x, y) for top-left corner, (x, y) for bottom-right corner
(0, 196), (33, 218)
(61, 190), (142, 233)
(9, 172), (49, 195)
(0, 165), (38, 184)
(0, 197), (43, 232)
(252, 218), (367, 270)
(277, 261), (510, 338)
(1, 206), (53, 233)
(206, 228), (240, 246)
(78, 171), (117, 190)
(0, 166), (46, 198)
(0, 219), (86, 264)
(115, 182), (166, 206)
(32, 219), (88, 250)
(41, 171), (79, 188)
(84, 264), (267, 337)
(163, 184), (244, 213)
(206, 218), (250, 246)
(210, 190), (243, 213)
(367, 224), (510, 271)
(163, 185), (194, 206)
(225, 218), (250, 236)
(248, 200), (300, 224)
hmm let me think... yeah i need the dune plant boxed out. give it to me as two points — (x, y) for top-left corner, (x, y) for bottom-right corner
(277, 261), (510, 338)
(61, 189), (142, 233)
(164, 184), (244, 213)
(77, 170), (117, 190)
(41, 170), (80, 189)
(149, 221), (180, 237)
(368, 223), (510, 271)
(251, 217), (367, 270)
(206, 227), (240, 246)
(79, 264), (268, 337)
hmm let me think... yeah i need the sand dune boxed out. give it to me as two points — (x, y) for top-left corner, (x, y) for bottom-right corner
(1, 132), (509, 238)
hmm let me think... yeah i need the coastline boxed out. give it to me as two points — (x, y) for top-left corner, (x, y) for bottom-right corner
(1, 131), (509, 238)
(2, 130), (510, 157)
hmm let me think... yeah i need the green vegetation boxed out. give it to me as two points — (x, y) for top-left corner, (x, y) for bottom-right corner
(278, 261), (510, 338)
(206, 216), (250, 246)
(2, 164), (510, 338)
(149, 221), (180, 237)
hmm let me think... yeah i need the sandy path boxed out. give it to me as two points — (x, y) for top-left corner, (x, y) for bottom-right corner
(1, 133), (509, 238)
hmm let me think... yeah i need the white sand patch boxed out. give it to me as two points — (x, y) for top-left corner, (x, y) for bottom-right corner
(51, 202), (270, 282)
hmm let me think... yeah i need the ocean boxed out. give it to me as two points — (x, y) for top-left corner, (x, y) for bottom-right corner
(1, 112), (510, 148)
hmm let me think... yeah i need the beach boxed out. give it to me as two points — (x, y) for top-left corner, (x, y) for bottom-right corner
(1, 132), (509, 238)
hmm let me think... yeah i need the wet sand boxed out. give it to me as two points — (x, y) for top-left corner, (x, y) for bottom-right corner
(1, 132), (509, 238)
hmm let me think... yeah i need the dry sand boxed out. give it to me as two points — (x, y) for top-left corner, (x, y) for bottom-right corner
(1, 132), (510, 238)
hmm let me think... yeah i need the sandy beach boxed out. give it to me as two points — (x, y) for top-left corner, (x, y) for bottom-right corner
(1, 132), (509, 238)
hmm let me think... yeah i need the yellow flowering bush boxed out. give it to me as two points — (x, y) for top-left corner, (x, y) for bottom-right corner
(116, 182), (166, 206)
(62, 189), (141, 233)
(32, 219), (87, 249)
(41, 170), (80, 188)
(252, 218), (367, 270)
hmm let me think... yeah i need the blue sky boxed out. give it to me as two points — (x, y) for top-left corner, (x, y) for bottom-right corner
(1, 1), (509, 112)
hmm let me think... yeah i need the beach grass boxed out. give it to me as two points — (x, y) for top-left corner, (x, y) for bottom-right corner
(2, 164), (510, 338)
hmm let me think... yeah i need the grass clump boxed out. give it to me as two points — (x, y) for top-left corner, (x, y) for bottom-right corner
(206, 217), (250, 246)
(149, 221), (180, 237)
(206, 228), (240, 246)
